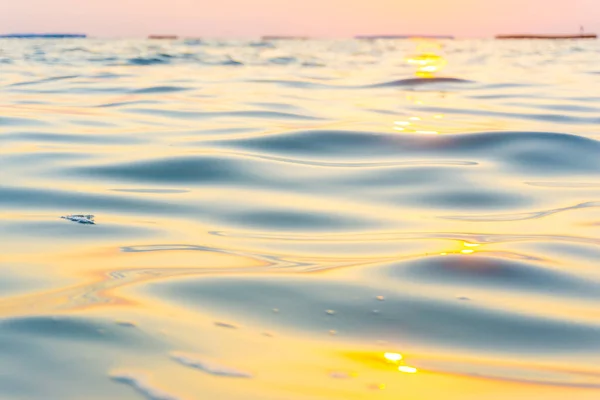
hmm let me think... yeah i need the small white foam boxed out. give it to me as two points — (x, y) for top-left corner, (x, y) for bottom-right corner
(61, 214), (95, 224)
(111, 372), (181, 400)
(330, 371), (350, 379)
(171, 352), (252, 378)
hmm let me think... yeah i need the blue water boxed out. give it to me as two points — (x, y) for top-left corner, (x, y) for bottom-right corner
(1, 38), (600, 399)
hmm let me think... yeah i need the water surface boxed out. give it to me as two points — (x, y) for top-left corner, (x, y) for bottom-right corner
(1, 38), (600, 399)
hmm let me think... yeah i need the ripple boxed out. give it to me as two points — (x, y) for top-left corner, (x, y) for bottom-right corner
(398, 188), (530, 210)
(110, 188), (190, 194)
(0, 131), (144, 145)
(417, 105), (600, 125)
(380, 255), (600, 298)
(130, 86), (190, 94)
(526, 182), (600, 188)
(8, 75), (79, 87)
(418, 358), (600, 388)
(442, 201), (600, 222)
(211, 130), (600, 173)
(171, 352), (252, 377)
(144, 273), (600, 354)
(0, 316), (155, 346)
(0, 116), (48, 127)
(128, 57), (171, 66)
(111, 373), (181, 400)
(0, 185), (194, 217)
(124, 108), (322, 121)
(367, 77), (473, 88)
(72, 155), (253, 185)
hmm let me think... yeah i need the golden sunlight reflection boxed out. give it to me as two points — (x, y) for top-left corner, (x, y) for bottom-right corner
(438, 241), (483, 256)
(398, 366), (419, 374)
(384, 353), (403, 362)
(393, 115), (440, 135)
(406, 54), (446, 77)
(382, 352), (419, 375)
(461, 241), (479, 254)
(406, 39), (447, 78)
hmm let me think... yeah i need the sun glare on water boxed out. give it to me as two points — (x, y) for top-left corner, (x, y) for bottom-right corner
(406, 40), (447, 77)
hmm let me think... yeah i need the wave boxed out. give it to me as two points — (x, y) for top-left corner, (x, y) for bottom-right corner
(209, 129), (600, 173)
(441, 201), (600, 222)
(366, 77), (473, 88)
(129, 86), (189, 94)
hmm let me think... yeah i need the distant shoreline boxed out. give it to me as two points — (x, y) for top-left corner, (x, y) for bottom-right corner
(0, 33), (596, 40)
(355, 35), (454, 40)
(496, 34), (597, 40)
(0, 33), (86, 38)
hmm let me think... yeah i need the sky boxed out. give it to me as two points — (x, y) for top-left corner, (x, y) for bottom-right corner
(0, 0), (595, 38)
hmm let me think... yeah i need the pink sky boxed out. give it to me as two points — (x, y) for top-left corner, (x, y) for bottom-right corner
(0, 0), (594, 38)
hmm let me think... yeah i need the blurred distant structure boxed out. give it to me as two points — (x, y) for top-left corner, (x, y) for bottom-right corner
(149, 35), (179, 40)
(0, 33), (86, 38)
(356, 35), (454, 40)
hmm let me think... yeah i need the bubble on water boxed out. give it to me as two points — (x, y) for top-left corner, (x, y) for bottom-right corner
(325, 310), (336, 316)
(376, 296), (385, 301)
(330, 371), (350, 379)
(214, 321), (239, 329)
